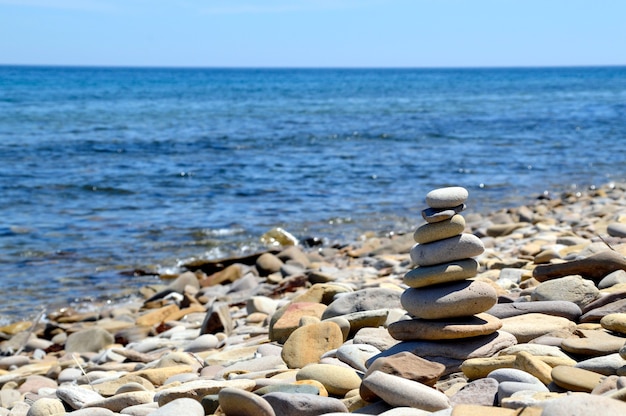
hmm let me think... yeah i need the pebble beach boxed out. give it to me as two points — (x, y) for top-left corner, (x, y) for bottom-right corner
(2, 182), (626, 416)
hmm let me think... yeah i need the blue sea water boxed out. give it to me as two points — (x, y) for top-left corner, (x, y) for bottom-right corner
(1, 65), (625, 323)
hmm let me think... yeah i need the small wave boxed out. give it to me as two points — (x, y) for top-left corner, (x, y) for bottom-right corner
(80, 185), (135, 195)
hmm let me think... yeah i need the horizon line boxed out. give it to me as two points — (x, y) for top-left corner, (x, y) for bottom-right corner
(2, 63), (626, 71)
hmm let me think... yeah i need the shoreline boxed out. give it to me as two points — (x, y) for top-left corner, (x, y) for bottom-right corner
(1, 182), (626, 414)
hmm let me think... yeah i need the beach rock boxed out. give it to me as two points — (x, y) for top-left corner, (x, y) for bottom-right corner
(449, 377), (499, 407)
(425, 186), (469, 209)
(600, 312), (626, 335)
(335, 344), (381, 372)
(263, 392), (348, 415)
(449, 404), (524, 415)
(514, 351), (553, 385)
(370, 331), (517, 372)
(57, 386), (105, 410)
(486, 223), (529, 237)
(281, 321), (344, 369)
(183, 334), (219, 352)
(253, 384), (320, 396)
(256, 252), (284, 276)
(295, 364), (361, 396)
(65, 327), (114, 353)
(551, 365), (604, 392)
(539, 393), (626, 415)
(388, 313), (502, 340)
(364, 351), (445, 389)
(362, 370), (451, 411)
(147, 271), (199, 301)
(497, 381), (548, 404)
(410, 234), (485, 267)
(218, 387), (275, 416)
(337, 309), (389, 335)
(580, 298), (626, 323)
(487, 368), (545, 387)
(599, 270), (626, 289)
(413, 215), (466, 244)
(401, 280), (497, 320)
(83, 391), (154, 412)
(270, 302), (327, 343)
(422, 204), (466, 223)
(582, 290), (626, 314)
(18, 375), (57, 394)
(291, 283), (351, 305)
(149, 398), (204, 416)
(608, 222), (626, 238)
(531, 275), (600, 308)
(533, 250), (626, 282)
(403, 259), (479, 288)
(499, 343), (573, 359)
(201, 301), (233, 335)
(576, 353), (626, 375)
(352, 327), (399, 351)
(486, 301), (581, 321)
(560, 328), (626, 356)
(321, 288), (402, 320)
(499, 313), (576, 343)
(154, 379), (255, 406)
(25, 398), (65, 416)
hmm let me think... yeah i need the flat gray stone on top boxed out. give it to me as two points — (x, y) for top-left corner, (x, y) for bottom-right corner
(425, 187), (469, 209)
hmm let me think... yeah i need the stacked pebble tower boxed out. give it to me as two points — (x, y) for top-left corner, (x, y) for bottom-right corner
(388, 186), (503, 343)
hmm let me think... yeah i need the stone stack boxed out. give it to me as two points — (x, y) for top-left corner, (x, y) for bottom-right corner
(386, 186), (516, 372)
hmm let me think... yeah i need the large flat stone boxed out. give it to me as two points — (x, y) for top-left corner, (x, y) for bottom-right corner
(388, 313), (502, 341)
(410, 234), (485, 267)
(401, 280), (497, 320)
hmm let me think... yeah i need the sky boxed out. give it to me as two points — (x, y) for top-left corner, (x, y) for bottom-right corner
(1, 0), (625, 68)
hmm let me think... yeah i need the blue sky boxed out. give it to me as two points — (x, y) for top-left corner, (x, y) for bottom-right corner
(1, 0), (625, 67)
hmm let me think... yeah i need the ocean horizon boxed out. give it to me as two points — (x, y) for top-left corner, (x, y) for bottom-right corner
(1, 65), (625, 323)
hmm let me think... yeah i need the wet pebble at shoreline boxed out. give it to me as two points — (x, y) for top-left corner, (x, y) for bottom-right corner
(2, 183), (626, 415)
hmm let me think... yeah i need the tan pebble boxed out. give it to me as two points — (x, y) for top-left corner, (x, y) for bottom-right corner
(561, 328), (626, 356)
(218, 387), (275, 416)
(24, 397), (65, 416)
(164, 303), (206, 322)
(135, 304), (180, 326)
(486, 222), (529, 237)
(551, 365), (604, 392)
(461, 356), (516, 380)
(92, 375), (155, 397)
(514, 351), (553, 385)
(269, 302), (327, 344)
(299, 315), (321, 326)
(500, 313), (576, 343)
(246, 312), (268, 324)
(404, 258), (479, 288)
(451, 404), (518, 415)
(0, 321), (32, 335)
(534, 246), (559, 264)
(282, 322), (344, 369)
(291, 283), (352, 305)
(600, 313), (626, 335)
(131, 365), (195, 387)
(296, 364), (361, 396)
(84, 391), (154, 412)
(341, 393), (369, 412)
(413, 215), (466, 244)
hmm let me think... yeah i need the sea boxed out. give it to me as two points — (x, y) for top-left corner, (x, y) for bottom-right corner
(1, 65), (625, 324)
